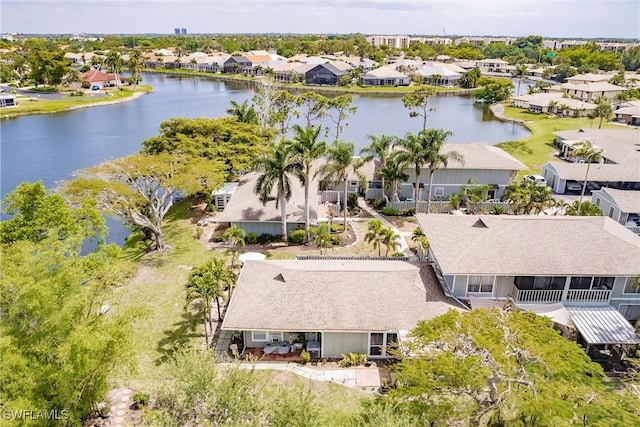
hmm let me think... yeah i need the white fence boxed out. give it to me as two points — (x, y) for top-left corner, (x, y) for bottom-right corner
(514, 289), (563, 304)
(625, 225), (640, 235)
(385, 200), (515, 214)
(565, 289), (611, 305)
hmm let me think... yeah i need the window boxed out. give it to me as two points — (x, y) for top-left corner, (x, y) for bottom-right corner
(369, 332), (398, 357)
(623, 278), (640, 294)
(592, 277), (614, 290)
(252, 331), (267, 342)
(468, 276), (493, 293)
(608, 207), (615, 218)
(569, 276), (592, 290)
(251, 331), (283, 343)
(515, 276), (565, 290)
(434, 187), (445, 196)
(570, 277), (615, 290)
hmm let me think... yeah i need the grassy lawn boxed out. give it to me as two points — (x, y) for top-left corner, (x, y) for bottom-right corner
(2, 85), (153, 118)
(112, 198), (219, 392)
(498, 104), (618, 175)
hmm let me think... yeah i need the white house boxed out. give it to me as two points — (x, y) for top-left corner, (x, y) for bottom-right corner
(359, 66), (410, 86)
(592, 188), (640, 235)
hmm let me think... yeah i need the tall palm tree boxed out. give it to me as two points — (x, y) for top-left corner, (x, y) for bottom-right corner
(223, 225), (246, 269)
(593, 98), (613, 129)
(185, 258), (237, 346)
(226, 99), (258, 124)
(287, 125), (327, 241)
(377, 159), (409, 201)
(104, 51), (123, 87)
(317, 141), (365, 230)
(128, 49), (143, 91)
(569, 140), (604, 215)
(381, 228), (400, 256)
(423, 129), (463, 214)
(365, 219), (385, 256)
(253, 141), (302, 241)
(393, 132), (429, 203)
(360, 134), (395, 199)
(513, 64), (528, 96)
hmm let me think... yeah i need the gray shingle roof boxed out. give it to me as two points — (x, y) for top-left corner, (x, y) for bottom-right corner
(545, 162), (640, 182)
(599, 188), (640, 213)
(553, 128), (640, 165)
(416, 214), (640, 276)
(221, 260), (464, 332)
(437, 143), (527, 171)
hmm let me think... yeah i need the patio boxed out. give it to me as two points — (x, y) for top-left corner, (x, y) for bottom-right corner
(244, 347), (304, 362)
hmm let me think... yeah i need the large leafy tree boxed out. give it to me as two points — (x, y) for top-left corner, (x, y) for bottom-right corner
(327, 94), (357, 141)
(185, 258), (236, 346)
(317, 141), (365, 230)
(569, 140), (604, 214)
(402, 87), (436, 131)
(253, 141), (303, 241)
(388, 309), (639, 425)
(474, 77), (515, 103)
(296, 91), (329, 128)
(287, 124), (327, 240)
(459, 67), (481, 89)
(67, 153), (224, 251)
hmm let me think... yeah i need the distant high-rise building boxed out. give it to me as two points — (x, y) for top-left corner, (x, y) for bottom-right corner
(181, 28), (187, 35)
(174, 28), (180, 35)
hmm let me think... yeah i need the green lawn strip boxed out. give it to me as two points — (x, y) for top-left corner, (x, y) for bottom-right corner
(498, 104), (617, 175)
(111, 198), (219, 392)
(2, 85), (152, 118)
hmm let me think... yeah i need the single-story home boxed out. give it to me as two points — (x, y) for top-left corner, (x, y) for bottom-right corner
(273, 62), (313, 83)
(565, 73), (611, 85)
(396, 143), (527, 201)
(80, 70), (124, 87)
(614, 104), (640, 126)
(415, 65), (462, 87)
(416, 214), (640, 322)
(553, 128), (640, 165)
(213, 171), (317, 236)
(558, 81), (627, 102)
(542, 162), (640, 194)
(511, 93), (596, 117)
(359, 67), (410, 86)
(592, 188), (640, 234)
(221, 259), (465, 359)
(305, 63), (349, 86)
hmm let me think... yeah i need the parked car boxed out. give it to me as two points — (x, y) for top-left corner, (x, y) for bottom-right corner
(566, 181), (582, 192)
(91, 85), (100, 90)
(523, 174), (547, 186)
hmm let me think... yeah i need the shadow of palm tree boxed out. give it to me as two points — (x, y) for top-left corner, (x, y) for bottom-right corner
(155, 308), (201, 365)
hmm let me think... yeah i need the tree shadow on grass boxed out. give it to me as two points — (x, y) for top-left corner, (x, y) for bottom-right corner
(155, 307), (201, 366)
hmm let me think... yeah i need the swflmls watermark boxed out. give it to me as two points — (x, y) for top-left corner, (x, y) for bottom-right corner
(2, 409), (70, 421)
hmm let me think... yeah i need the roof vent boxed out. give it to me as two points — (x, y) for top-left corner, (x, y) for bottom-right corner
(472, 218), (488, 228)
(273, 273), (286, 283)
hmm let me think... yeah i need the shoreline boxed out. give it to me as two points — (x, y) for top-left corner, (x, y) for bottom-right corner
(489, 102), (527, 124)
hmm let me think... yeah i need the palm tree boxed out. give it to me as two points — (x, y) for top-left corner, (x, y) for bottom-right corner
(253, 141), (302, 241)
(393, 132), (429, 203)
(381, 228), (400, 256)
(104, 51), (123, 87)
(223, 225), (246, 269)
(593, 98), (613, 129)
(226, 99), (258, 124)
(365, 219), (385, 256)
(569, 140), (604, 215)
(513, 64), (528, 96)
(287, 125), (327, 241)
(548, 100), (558, 115)
(185, 258), (237, 346)
(504, 179), (555, 215)
(423, 129), (463, 214)
(377, 159), (409, 201)
(127, 50), (144, 90)
(317, 141), (365, 231)
(310, 223), (332, 254)
(360, 134), (395, 199)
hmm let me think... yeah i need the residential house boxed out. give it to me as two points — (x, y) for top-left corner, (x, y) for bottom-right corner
(0, 94), (16, 108)
(213, 171), (317, 236)
(395, 143), (527, 201)
(592, 188), (640, 234)
(475, 58), (513, 75)
(223, 56), (252, 74)
(211, 182), (239, 212)
(273, 62), (312, 83)
(345, 57), (378, 72)
(565, 73), (611, 85)
(543, 128), (640, 193)
(304, 63), (348, 86)
(415, 65), (462, 87)
(221, 260), (465, 359)
(359, 66), (410, 86)
(614, 102), (640, 126)
(511, 92), (596, 117)
(415, 214), (640, 322)
(80, 70), (124, 87)
(558, 81), (627, 102)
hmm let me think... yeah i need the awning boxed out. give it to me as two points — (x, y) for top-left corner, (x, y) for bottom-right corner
(567, 307), (640, 346)
(238, 252), (267, 264)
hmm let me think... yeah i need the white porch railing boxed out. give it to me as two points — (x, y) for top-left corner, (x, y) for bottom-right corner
(625, 225), (640, 235)
(565, 289), (611, 305)
(514, 289), (563, 304)
(365, 188), (384, 200)
(385, 200), (515, 214)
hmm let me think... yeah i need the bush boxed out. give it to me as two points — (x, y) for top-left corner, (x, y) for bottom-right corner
(331, 235), (342, 246)
(300, 350), (311, 365)
(288, 229), (306, 245)
(245, 232), (258, 244)
(133, 392), (150, 409)
(391, 252), (405, 257)
(401, 208), (416, 216)
(257, 233), (273, 244)
(330, 223), (344, 233)
(492, 205), (505, 215)
(347, 193), (359, 208)
(381, 207), (398, 216)
(372, 198), (386, 210)
(340, 353), (368, 367)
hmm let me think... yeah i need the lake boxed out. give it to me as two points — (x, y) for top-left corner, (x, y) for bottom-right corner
(0, 73), (530, 243)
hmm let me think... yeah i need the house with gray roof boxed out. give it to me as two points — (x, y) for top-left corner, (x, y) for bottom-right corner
(396, 143), (527, 201)
(223, 56), (252, 74)
(416, 214), (640, 322)
(213, 172), (317, 236)
(359, 66), (410, 86)
(305, 63), (349, 86)
(558, 81), (627, 102)
(221, 260), (464, 359)
(592, 188), (640, 235)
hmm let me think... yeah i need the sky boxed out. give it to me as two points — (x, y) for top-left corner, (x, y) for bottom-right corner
(2, 0), (639, 39)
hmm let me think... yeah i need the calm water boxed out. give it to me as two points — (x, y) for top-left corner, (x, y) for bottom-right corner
(1, 73), (529, 243)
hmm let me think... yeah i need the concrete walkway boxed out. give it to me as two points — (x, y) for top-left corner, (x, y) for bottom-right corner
(356, 197), (418, 261)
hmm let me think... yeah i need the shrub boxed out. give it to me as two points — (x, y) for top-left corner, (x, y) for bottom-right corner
(194, 227), (203, 240)
(331, 235), (342, 246)
(391, 252), (405, 257)
(381, 207), (398, 216)
(347, 193), (359, 208)
(206, 203), (217, 213)
(330, 223), (344, 233)
(245, 232), (258, 244)
(372, 198), (386, 210)
(300, 350), (311, 364)
(492, 205), (505, 215)
(340, 353), (368, 367)
(257, 233), (273, 244)
(288, 229), (306, 245)
(133, 392), (150, 409)
(401, 208), (416, 216)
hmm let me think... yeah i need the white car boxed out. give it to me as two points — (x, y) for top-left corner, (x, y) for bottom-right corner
(523, 174), (547, 186)
(566, 181), (582, 192)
